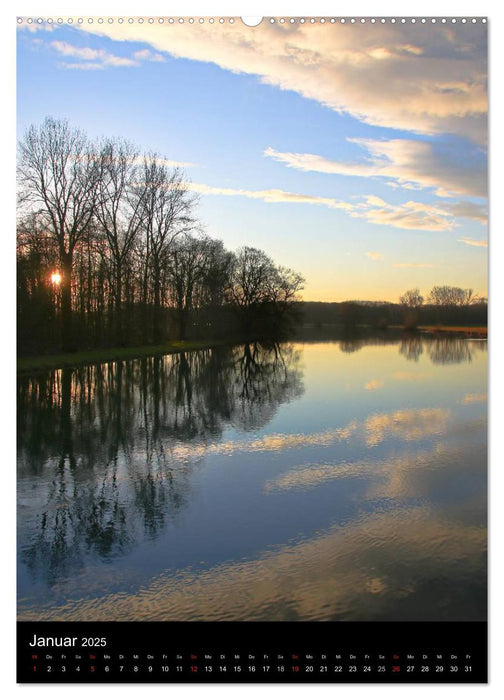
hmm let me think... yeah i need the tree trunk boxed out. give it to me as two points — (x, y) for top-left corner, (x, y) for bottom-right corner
(179, 307), (187, 340)
(153, 263), (162, 343)
(60, 252), (74, 352)
(115, 265), (123, 346)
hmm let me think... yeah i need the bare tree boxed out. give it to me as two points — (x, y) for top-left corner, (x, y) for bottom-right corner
(428, 285), (471, 306)
(18, 117), (100, 350)
(399, 288), (424, 308)
(166, 235), (214, 339)
(230, 247), (304, 310)
(229, 247), (278, 309)
(470, 294), (488, 305)
(228, 247), (304, 335)
(140, 158), (197, 342)
(268, 266), (305, 311)
(463, 288), (475, 305)
(95, 138), (146, 345)
(196, 238), (234, 308)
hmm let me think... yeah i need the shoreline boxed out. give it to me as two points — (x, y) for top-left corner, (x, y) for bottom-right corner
(17, 324), (488, 373)
(416, 325), (487, 337)
(17, 338), (233, 374)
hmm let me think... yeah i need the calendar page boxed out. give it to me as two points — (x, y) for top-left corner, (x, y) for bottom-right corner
(16, 14), (488, 684)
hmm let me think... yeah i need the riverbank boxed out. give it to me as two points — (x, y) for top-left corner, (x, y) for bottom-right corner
(17, 324), (487, 373)
(17, 338), (233, 373)
(417, 325), (487, 337)
(295, 323), (487, 339)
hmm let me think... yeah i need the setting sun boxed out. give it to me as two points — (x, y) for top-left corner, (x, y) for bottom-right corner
(50, 272), (61, 285)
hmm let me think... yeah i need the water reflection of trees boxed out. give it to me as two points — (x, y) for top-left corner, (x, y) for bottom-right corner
(427, 338), (475, 365)
(399, 336), (423, 362)
(17, 343), (304, 586)
(333, 333), (486, 365)
(399, 336), (486, 365)
(339, 338), (366, 354)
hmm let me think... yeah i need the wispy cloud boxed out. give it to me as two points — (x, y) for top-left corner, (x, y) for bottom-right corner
(50, 40), (167, 70)
(132, 48), (165, 62)
(458, 237), (488, 248)
(135, 155), (197, 169)
(60, 62), (105, 71)
(187, 182), (354, 210)
(189, 181), (478, 233)
(51, 40), (137, 68)
(351, 196), (457, 232)
(265, 138), (487, 200)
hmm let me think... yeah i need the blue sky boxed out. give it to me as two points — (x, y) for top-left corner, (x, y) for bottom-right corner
(17, 18), (488, 301)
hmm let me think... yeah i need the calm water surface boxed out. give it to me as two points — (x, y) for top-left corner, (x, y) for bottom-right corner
(17, 336), (487, 621)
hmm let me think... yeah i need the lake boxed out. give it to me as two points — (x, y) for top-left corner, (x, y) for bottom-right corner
(17, 335), (487, 622)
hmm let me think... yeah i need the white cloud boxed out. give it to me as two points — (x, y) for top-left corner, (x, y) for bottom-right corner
(51, 40), (137, 68)
(135, 155), (197, 169)
(50, 41), (167, 70)
(457, 237), (488, 248)
(132, 49), (165, 62)
(18, 23), (54, 34)
(366, 251), (385, 261)
(265, 138), (487, 199)
(351, 196), (456, 232)
(187, 182), (354, 210)
(60, 62), (105, 71)
(67, 20), (487, 144)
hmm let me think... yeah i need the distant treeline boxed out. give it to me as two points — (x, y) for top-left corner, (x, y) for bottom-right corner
(17, 118), (304, 356)
(297, 296), (487, 330)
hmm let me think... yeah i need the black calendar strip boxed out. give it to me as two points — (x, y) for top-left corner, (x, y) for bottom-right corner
(17, 621), (487, 683)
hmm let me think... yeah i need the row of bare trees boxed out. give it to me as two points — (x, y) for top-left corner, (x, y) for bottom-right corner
(17, 118), (304, 354)
(400, 286), (486, 308)
(399, 286), (487, 329)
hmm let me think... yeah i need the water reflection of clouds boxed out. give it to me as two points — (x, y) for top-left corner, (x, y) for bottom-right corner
(364, 408), (450, 447)
(170, 422), (359, 460)
(264, 441), (475, 495)
(167, 407), (451, 462)
(19, 505), (485, 622)
(264, 460), (371, 492)
(17, 338), (487, 622)
(364, 379), (385, 391)
(461, 393), (487, 405)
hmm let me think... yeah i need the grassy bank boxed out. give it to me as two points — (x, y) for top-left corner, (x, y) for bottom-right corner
(385, 324), (487, 336)
(417, 325), (487, 336)
(17, 338), (233, 373)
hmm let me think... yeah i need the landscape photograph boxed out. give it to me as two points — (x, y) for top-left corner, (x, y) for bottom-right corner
(17, 17), (487, 623)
